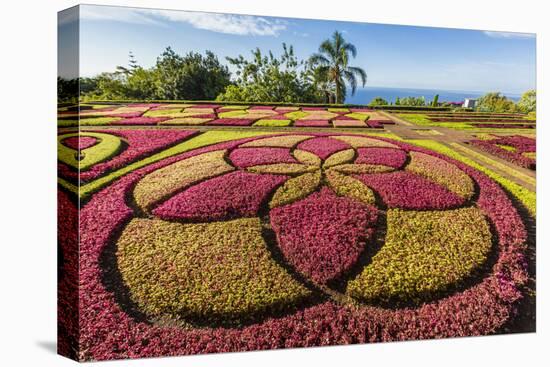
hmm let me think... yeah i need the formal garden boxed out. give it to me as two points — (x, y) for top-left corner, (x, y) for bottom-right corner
(57, 30), (536, 362)
(58, 100), (536, 360)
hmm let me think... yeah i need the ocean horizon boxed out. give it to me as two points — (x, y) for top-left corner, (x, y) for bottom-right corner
(345, 86), (521, 105)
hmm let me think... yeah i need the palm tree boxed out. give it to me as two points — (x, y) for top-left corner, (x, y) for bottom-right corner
(310, 31), (367, 104)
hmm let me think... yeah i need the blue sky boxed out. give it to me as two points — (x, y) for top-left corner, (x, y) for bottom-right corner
(60, 4), (536, 94)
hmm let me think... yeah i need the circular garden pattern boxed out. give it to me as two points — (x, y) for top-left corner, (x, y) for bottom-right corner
(74, 133), (528, 360)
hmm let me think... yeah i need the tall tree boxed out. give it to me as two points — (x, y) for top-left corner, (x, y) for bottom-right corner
(115, 51), (140, 76)
(517, 89), (536, 113)
(432, 94), (439, 107)
(476, 92), (517, 113)
(309, 31), (367, 104)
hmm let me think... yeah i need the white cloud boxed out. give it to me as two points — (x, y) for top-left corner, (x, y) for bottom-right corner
(79, 5), (287, 36)
(149, 10), (287, 36)
(483, 30), (535, 39)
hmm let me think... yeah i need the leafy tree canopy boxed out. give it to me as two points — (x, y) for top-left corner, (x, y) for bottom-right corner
(216, 44), (320, 103)
(368, 97), (389, 106)
(476, 92), (518, 113)
(82, 48), (231, 101)
(517, 89), (536, 113)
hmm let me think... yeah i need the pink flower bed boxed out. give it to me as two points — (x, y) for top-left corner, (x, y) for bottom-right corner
(188, 113), (217, 119)
(248, 105), (275, 110)
(153, 171), (287, 221)
(62, 136), (98, 150)
(188, 104), (222, 109)
(207, 118), (255, 126)
(297, 137), (350, 160)
(349, 108), (374, 113)
(57, 190), (79, 359)
(229, 147), (297, 168)
(73, 133), (528, 361)
(470, 135), (536, 170)
(110, 117), (169, 125)
(366, 120), (384, 128)
(127, 103), (162, 108)
(355, 171), (464, 209)
(333, 115), (358, 120)
(294, 120), (331, 127)
(271, 187), (378, 284)
(261, 114), (291, 120)
(495, 135), (536, 152)
(104, 112), (146, 119)
(355, 147), (407, 168)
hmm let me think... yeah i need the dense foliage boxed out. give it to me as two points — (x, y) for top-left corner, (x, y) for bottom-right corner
(73, 31), (372, 104)
(81, 48), (231, 100)
(476, 92), (518, 113)
(217, 44), (322, 103)
(517, 89), (536, 113)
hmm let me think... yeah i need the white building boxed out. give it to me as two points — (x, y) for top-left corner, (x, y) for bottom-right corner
(463, 98), (477, 109)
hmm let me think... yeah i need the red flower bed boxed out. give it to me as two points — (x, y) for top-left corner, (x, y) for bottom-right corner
(62, 136), (98, 150)
(349, 108), (374, 113)
(469, 135), (536, 170)
(297, 137), (350, 160)
(355, 147), (407, 168)
(153, 171), (288, 221)
(248, 105), (275, 110)
(110, 117), (169, 125)
(271, 187), (378, 284)
(355, 171), (465, 209)
(188, 104), (222, 109)
(366, 120), (384, 128)
(57, 190), (79, 359)
(229, 147), (297, 168)
(104, 112), (145, 119)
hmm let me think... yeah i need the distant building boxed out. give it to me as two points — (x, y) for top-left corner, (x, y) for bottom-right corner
(463, 98), (477, 109)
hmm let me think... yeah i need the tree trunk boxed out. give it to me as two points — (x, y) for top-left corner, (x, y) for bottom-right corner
(335, 82), (341, 104)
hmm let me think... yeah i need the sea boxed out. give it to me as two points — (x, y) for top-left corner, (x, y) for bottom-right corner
(345, 86), (521, 105)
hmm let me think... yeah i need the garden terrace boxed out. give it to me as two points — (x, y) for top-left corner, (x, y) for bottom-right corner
(59, 129), (535, 360)
(468, 135), (536, 170)
(393, 112), (535, 130)
(58, 102), (396, 129)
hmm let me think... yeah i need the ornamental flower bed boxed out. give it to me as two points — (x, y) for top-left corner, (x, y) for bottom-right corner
(57, 102), (402, 128)
(469, 135), (536, 170)
(59, 130), (532, 361)
(57, 129), (198, 182)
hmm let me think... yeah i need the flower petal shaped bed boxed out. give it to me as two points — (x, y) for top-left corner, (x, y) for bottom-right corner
(70, 131), (529, 361)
